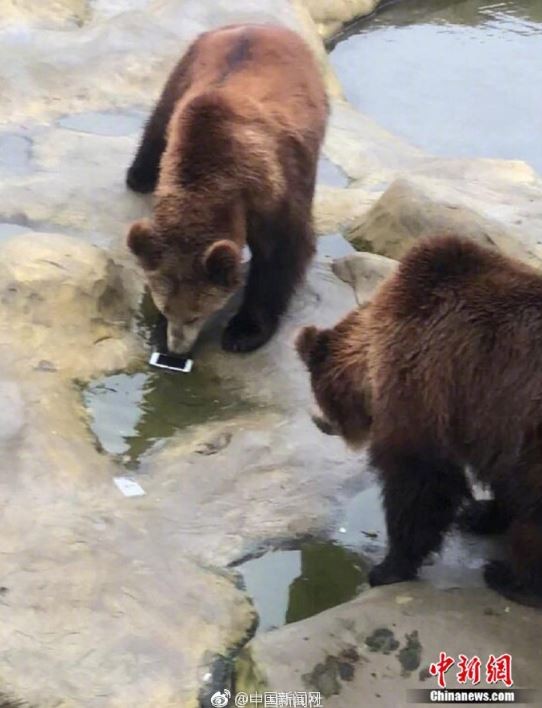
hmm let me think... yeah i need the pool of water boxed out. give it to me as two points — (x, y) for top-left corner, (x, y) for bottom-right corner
(237, 482), (503, 632)
(238, 541), (369, 632)
(83, 293), (254, 467)
(330, 0), (542, 173)
(83, 367), (251, 467)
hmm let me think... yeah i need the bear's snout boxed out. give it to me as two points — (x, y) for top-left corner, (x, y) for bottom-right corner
(166, 320), (201, 356)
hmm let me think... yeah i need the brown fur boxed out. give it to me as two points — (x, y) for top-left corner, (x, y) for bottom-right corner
(127, 24), (328, 354)
(297, 234), (542, 607)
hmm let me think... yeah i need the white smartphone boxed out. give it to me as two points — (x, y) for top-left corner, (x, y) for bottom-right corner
(149, 352), (193, 373)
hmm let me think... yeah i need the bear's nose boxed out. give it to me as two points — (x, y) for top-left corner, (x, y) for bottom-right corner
(166, 325), (188, 355)
(167, 320), (199, 355)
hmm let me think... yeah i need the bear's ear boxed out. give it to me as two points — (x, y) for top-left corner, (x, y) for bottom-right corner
(127, 219), (163, 271)
(202, 240), (242, 288)
(296, 326), (331, 368)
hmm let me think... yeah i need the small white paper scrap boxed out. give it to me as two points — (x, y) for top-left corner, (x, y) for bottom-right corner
(114, 476), (146, 497)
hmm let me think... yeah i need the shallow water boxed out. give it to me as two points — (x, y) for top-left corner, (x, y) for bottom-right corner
(238, 542), (369, 632)
(331, 0), (542, 172)
(83, 294), (253, 467)
(238, 483), (502, 632)
(83, 367), (251, 466)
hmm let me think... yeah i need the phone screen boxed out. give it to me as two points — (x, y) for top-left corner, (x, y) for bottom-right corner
(150, 353), (193, 372)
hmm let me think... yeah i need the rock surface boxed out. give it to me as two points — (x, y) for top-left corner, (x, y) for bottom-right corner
(238, 582), (542, 706)
(1, 0), (542, 706)
(303, 0), (382, 38)
(332, 251), (397, 304)
(346, 174), (541, 263)
(0, 232), (140, 379)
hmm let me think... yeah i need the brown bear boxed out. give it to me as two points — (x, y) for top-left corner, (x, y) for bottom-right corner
(297, 234), (542, 607)
(126, 24), (328, 354)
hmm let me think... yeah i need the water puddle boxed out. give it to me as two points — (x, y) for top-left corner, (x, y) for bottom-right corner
(83, 367), (250, 467)
(0, 223), (32, 240)
(331, 0), (542, 172)
(238, 541), (369, 632)
(0, 133), (32, 177)
(317, 156), (349, 188)
(317, 233), (356, 260)
(237, 482), (504, 634)
(335, 485), (502, 590)
(58, 109), (145, 137)
(83, 294), (254, 467)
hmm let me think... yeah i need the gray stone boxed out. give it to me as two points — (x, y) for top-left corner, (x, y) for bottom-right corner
(0, 381), (24, 441)
(238, 583), (542, 706)
(303, 0), (383, 39)
(2, 0), (542, 705)
(346, 177), (536, 262)
(332, 251), (397, 304)
(0, 232), (140, 379)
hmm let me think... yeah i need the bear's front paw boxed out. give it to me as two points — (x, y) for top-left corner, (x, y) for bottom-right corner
(369, 557), (418, 587)
(126, 164), (158, 194)
(222, 313), (275, 353)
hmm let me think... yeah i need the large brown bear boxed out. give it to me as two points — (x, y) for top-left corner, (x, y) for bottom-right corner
(297, 235), (542, 607)
(126, 24), (328, 354)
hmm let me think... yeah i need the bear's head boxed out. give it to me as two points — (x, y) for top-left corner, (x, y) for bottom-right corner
(296, 313), (372, 449)
(127, 219), (242, 353)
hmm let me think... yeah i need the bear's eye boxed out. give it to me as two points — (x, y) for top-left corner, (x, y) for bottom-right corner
(185, 316), (200, 326)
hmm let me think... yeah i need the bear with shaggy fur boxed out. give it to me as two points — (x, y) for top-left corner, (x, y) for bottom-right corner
(126, 24), (328, 354)
(297, 235), (542, 607)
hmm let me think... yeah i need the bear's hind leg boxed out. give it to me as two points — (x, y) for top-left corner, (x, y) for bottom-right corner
(369, 445), (469, 587)
(222, 205), (314, 353)
(484, 514), (542, 607)
(127, 108), (169, 194)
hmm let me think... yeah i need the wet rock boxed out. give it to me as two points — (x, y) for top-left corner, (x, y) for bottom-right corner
(303, 0), (382, 39)
(397, 630), (422, 675)
(346, 177), (529, 260)
(314, 185), (379, 235)
(138, 408), (367, 567)
(365, 627), (400, 655)
(332, 251), (397, 304)
(195, 431), (233, 456)
(238, 583), (542, 705)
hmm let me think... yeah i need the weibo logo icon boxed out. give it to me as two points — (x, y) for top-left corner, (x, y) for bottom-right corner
(210, 689), (231, 707)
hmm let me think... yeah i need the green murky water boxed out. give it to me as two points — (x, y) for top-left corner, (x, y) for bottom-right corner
(83, 293), (253, 467)
(331, 0), (542, 172)
(238, 483), (502, 631)
(83, 368), (251, 467)
(238, 542), (369, 632)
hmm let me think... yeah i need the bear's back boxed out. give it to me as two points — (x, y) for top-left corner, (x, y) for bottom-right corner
(174, 24), (328, 134)
(368, 236), (542, 466)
